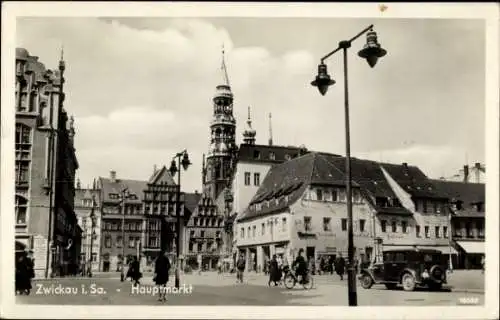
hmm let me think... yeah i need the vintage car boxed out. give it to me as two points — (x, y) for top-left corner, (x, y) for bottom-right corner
(358, 248), (448, 291)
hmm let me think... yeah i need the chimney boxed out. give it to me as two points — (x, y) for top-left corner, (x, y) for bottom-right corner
(474, 163), (481, 183)
(195, 190), (199, 194)
(110, 170), (116, 183)
(463, 165), (469, 183)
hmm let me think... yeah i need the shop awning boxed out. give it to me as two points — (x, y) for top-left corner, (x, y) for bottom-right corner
(457, 241), (484, 254)
(418, 246), (458, 255)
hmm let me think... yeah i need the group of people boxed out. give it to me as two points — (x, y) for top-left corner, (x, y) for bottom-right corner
(15, 251), (35, 295)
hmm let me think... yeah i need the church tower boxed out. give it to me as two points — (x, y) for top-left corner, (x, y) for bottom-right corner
(242, 106), (256, 145)
(204, 47), (237, 200)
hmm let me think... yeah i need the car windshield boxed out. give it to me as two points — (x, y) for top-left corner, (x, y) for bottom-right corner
(421, 252), (442, 263)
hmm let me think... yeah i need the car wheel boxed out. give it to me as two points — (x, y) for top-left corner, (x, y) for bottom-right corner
(360, 274), (373, 289)
(385, 283), (397, 290)
(402, 273), (416, 291)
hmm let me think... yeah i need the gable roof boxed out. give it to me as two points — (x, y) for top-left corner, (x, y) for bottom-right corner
(430, 180), (485, 205)
(99, 177), (148, 203)
(238, 153), (440, 222)
(184, 192), (202, 215)
(148, 166), (176, 185)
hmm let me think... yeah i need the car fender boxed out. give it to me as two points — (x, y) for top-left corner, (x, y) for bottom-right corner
(359, 269), (376, 283)
(399, 268), (418, 283)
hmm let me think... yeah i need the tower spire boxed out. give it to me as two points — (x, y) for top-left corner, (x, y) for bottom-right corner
(242, 106), (256, 145)
(268, 112), (273, 146)
(221, 43), (230, 87)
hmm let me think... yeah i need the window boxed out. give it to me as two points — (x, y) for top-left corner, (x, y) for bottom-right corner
(341, 218), (347, 231)
(465, 222), (473, 238)
(241, 228), (244, 239)
(252, 225), (256, 238)
(424, 226), (430, 238)
(269, 152), (275, 160)
(435, 226), (440, 238)
(244, 172), (251, 186)
(282, 217), (287, 231)
(352, 189), (361, 203)
(284, 154), (291, 161)
(15, 196), (28, 224)
(104, 235), (112, 248)
(391, 220), (397, 233)
(254, 173), (260, 186)
(116, 236), (123, 248)
(253, 150), (260, 159)
(338, 189), (346, 202)
(381, 220), (387, 233)
(304, 216), (312, 232)
(323, 217), (332, 231)
(91, 253), (97, 262)
(416, 225), (421, 237)
(477, 221), (484, 238)
(331, 189), (338, 202)
(128, 236), (136, 248)
(316, 189), (323, 201)
(402, 221), (408, 233)
(247, 227), (251, 238)
(423, 200), (428, 213)
(359, 219), (366, 232)
(443, 226), (448, 238)
(15, 124), (31, 185)
(197, 243), (203, 252)
(201, 231), (205, 238)
(148, 236), (158, 248)
(261, 223), (265, 235)
(189, 242), (194, 252)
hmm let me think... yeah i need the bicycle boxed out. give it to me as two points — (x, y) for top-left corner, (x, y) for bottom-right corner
(283, 268), (314, 290)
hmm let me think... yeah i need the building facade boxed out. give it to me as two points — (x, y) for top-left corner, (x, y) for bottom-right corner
(432, 180), (485, 269)
(74, 181), (101, 273)
(98, 168), (188, 272)
(15, 47), (80, 278)
(236, 152), (457, 272)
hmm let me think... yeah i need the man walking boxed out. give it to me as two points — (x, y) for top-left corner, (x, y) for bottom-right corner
(335, 254), (346, 280)
(236, 253), (246, 283)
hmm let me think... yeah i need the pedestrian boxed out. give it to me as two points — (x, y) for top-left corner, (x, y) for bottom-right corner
(129, 256), (142, 286)
(16, 252), (34, 295)
(153, 251), (171, 302)
(268, 255), (281, 286)
(217, 260), (222, 274)
(335, 254), (346, 280)
(236, 253), (246, 283)
(197, 254), (203, 275)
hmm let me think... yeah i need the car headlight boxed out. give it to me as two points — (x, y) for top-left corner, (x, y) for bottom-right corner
(421, 270), (429, 278)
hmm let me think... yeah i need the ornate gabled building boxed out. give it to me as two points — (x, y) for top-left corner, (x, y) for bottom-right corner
(183, 191), (225, 269)
(15, 47), (80, 278)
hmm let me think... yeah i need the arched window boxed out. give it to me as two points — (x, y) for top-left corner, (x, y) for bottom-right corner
(15, 195), (28, 225)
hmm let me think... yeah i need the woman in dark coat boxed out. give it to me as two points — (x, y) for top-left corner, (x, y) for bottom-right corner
(154, 251), (171, 302)
(129, 256), (142, 286)
(268, 255), (281, 286)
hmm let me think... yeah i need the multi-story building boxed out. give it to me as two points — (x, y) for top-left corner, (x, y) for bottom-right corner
(183, 191), (225, 270)
(74, 180), (101, 272)
(15, 47), (80, 278)
(432, 180), (485, 269)
(236, 152), (457, 272)
(98, 167), (188, 272)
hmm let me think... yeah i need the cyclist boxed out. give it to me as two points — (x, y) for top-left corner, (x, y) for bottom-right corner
(292, 249), (308, 284)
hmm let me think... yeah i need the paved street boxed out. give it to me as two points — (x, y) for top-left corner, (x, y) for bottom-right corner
(16, 271), (484, 306)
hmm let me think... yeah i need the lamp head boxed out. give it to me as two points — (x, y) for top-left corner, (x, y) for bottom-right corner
(181, 152), (191, 171)
(358, 30), (387, 68)
(311, 63), (335, 96)
(169, 159), (178, 176)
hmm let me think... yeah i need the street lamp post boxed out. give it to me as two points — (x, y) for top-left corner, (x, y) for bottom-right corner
(169, 150), (191, 289)
(119, 188), (129, 282)
(311, 24), (387, 307)
(88, 194), (96, 277)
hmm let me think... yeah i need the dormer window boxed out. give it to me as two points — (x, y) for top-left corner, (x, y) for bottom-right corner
(253, 150), (260, 159)
(284, 154), (291, 161)
(269, 152), (276, 160)
(476, 202), (484, 212)
(109, 193), (119, 199)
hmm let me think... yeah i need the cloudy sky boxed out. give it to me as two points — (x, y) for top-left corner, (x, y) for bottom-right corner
(16, 17), (485, 192)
